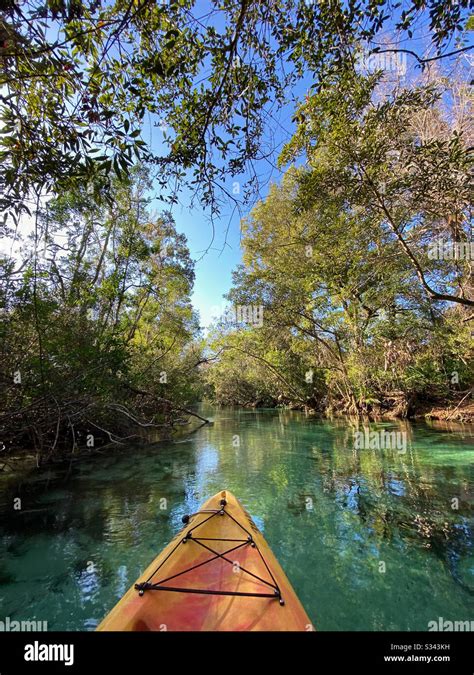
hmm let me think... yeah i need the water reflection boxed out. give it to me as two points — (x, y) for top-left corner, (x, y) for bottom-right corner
(0, 407), (472, 630)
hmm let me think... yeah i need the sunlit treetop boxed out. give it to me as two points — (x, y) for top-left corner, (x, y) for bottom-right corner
(0, 0), (472, 224)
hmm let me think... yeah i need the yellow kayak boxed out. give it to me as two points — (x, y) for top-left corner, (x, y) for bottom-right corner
(97, 490), (313, 631)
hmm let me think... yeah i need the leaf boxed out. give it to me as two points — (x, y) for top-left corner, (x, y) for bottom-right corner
(113, 155), (122, 180)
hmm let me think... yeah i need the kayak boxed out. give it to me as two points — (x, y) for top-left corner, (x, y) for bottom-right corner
(97, 490), (313, 631)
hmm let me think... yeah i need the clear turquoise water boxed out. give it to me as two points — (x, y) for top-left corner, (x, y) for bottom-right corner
(0, 407), (473, 630)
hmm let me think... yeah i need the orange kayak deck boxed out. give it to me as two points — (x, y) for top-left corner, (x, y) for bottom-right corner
(97, 490), (313, 631)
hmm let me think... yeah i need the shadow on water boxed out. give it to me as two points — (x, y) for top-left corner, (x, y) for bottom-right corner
(0, 406), (472, 630)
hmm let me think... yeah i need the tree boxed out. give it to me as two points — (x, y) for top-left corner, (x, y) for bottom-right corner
(280, 70), (473, 308)
(0, 165), (205, 460)
(1, 0), (472, 223)
(206, 68), (473, 415)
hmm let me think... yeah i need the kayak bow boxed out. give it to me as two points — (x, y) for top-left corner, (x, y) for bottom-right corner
(97, 490), (313, 631)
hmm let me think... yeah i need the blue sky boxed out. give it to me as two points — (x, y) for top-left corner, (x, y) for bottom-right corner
(146, 101), (298, 330)
(161, 191), (249, 330)
(139, 3), (311, 330)
(140, 4), (473, 331)
(3, 2), (470, 331)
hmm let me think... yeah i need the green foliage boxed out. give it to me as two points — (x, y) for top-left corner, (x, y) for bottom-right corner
(0, 0), (471, 223)
(0, 165), (204, 457)
(206, 325), (323, 408)
(206, 71), (473, 416)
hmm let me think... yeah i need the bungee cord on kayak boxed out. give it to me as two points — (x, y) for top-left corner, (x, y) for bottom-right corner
(98, 491), (311, 630)
(135, 496), (285, 605)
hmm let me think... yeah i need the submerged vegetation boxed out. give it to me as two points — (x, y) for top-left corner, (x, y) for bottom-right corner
(0, 1), (473, 462)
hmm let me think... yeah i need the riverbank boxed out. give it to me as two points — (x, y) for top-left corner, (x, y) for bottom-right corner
(418, 400), (474, 424)
(0, 415), (211, 475)
(213, 395), (474, 423)
(2, 395), (473, 471)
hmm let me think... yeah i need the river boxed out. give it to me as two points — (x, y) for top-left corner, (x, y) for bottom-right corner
(0, 406), (473, 630)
